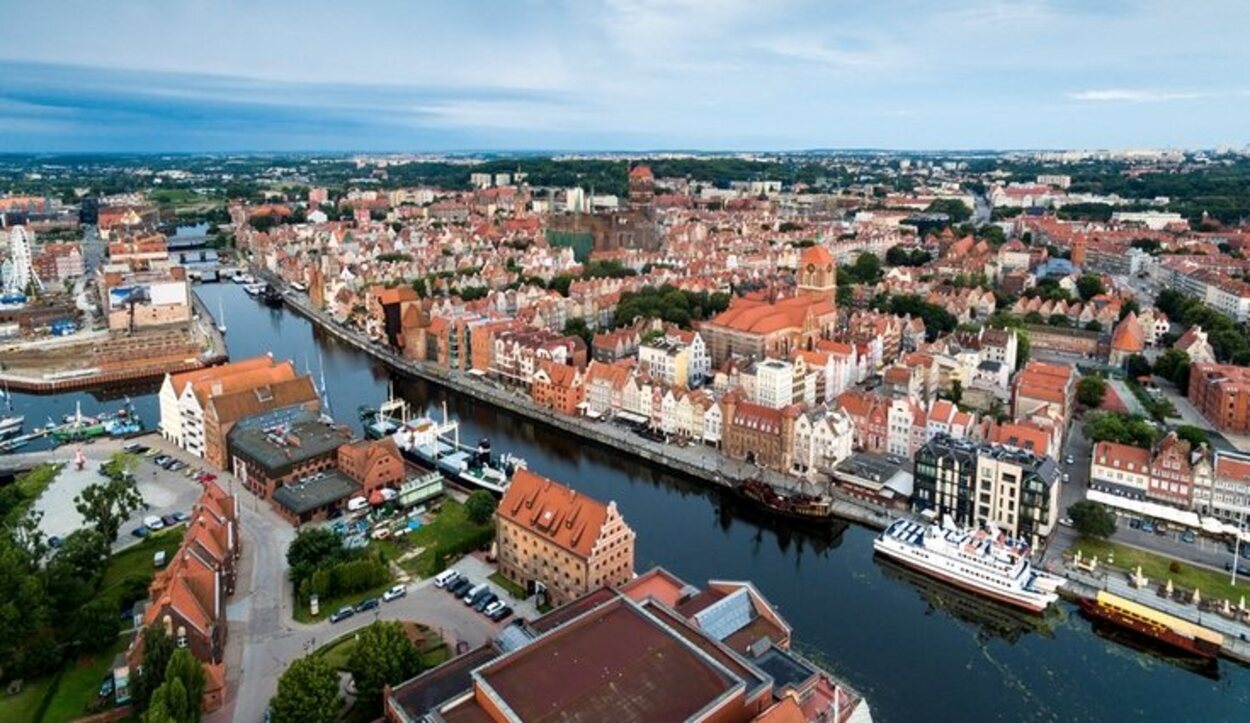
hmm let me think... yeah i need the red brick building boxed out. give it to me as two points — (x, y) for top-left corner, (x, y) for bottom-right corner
(1189, 363), (1250, 434)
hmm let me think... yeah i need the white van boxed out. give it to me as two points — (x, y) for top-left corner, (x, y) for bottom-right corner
(346, 496), (368, 512)
(462, 582), (488, 604)
(153, 550), (167, 568)
(434, 570), (460, 588)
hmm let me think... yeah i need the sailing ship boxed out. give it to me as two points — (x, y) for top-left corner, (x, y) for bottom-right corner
(735, 479), (835, 522)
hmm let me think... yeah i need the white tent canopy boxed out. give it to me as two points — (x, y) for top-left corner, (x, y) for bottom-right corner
(1086, 490), (1201, 529)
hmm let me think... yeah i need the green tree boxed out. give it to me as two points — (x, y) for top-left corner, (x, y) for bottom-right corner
(563, 317), (593, 346)
(1176, 425), (1208, 448)
(74, 475), (145, 545)
(1076, 274), (1106, 301)
(135, 625), (176, 710)
(925, 198), (972, 223)
(347, 621), (423, 712)
(1024, 311), (1045, 324)
(1068, 500), (1117, 539)
(271, 655), (340, 723)
(845, 252), (882, 284)
(161, 649), (206, 723)
(287, 528), (345, 588)
(1124, 354), (1152, 379)
(144, 678), (189, 723)
(1076, 376), (1108, 408)
(1152, 348), (1192, 391)
(1047, 314), (1070, 327)
(465, 491), (497, 525)
(51, 528), (110, 588)
(1084, 411), (1160, 449)
(73, 598), (120, 653)
(1084, 319), (1104, 332)
(101, 451), (140, 481)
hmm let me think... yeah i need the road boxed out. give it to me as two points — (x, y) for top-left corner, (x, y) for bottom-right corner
(972, 192), (991, 225)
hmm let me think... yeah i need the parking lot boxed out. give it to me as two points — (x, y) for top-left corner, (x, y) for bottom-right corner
(29, 434), (209, 551)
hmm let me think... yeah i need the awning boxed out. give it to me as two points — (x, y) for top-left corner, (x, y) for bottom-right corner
(1087, 490), (1201, 528)
(616, 411), (648, 425)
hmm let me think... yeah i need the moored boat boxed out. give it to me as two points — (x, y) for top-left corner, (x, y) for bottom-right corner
(261, 284), (284, 307)
(1077, 591), (1223, 660)
(736, 478), (834, 522)
(873, 517), (1064, 613)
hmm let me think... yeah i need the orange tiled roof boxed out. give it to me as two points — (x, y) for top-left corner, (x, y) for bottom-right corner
(498, 469), (613, 559)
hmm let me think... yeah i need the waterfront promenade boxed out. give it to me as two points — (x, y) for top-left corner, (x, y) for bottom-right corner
(275, 284), (892, 530)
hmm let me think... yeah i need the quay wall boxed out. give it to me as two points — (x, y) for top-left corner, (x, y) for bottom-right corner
(278, 288), (890, 530)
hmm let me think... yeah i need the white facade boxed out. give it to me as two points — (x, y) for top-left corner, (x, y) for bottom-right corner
(755, 359), (795, 410)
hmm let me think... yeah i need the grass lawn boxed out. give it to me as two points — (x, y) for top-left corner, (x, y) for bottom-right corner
(2, 463), (62, 526)
(385, 501), (493, 579)
(295, 579), (396, 624)
(317, 634), (359, 671)
(0, 675), (56, 723)
(40, 639), (128, 723)
(98, 528), (186, 612)
(489, 572), (527, 600)
(1069, 537), (1249, 602)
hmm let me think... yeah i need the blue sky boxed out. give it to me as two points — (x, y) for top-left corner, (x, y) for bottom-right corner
(1, 0), (1247, 152)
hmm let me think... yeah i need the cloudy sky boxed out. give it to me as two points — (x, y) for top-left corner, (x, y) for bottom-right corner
(1, 0), (1247, 152)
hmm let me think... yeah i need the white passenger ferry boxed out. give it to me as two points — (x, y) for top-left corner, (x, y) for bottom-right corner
(873, 517), (1064, 613)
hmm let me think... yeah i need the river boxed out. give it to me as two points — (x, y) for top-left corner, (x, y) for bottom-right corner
(6, 282), (1248, 722)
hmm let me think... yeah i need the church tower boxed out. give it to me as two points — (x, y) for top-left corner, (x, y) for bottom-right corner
(797, 245), (837, 302)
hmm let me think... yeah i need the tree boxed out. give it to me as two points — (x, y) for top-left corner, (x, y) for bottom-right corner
(1084, 319), (1104, 332)
(1176, 425), (1209, 448)
(844, 252), (882, 284)
(1068, 500), (1117, 539)
(287, 528), (345, 588)
(161, 649), (206, 723)
(1048, 314), (1070, 327)
(1084, 411), (1160, 449)
(1152, 348), (1192, 391)
(74, 476), (145, 545)
(271, 655), (340, 723)
(51, 528), (109, 588)
(1024, 311), (1045, 324)
(347, 622), (423, 712)
(465, 491), (497, 525)
(925, 198), (972, 223)
(73, 598), (120, 653)
(135, 625), (176, 710)
(1119, 298), (1141, 320)
(101, 451), (139, 481)
(1076, 376), (1108, 408)
(1076, 274), (1106, 302)
(144, 678), (189, 723)
(1124, 354), (1151, 379)
(562, 318), (593, 346)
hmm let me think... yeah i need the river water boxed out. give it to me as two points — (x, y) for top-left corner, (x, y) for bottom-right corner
(7, 282), (1248, 722)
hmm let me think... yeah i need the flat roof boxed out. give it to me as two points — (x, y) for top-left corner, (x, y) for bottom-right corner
(228, 410), (352, 476)
(476, 599), (741, 723)
(271, 470), (360, 515)
(391, 644), (501, 719)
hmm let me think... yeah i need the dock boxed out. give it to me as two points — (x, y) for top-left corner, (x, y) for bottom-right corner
(276, 283), (892, 531)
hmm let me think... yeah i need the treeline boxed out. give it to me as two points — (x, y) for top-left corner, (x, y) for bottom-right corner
(287, 528), (388, 602)
(613, 285), (731, 329)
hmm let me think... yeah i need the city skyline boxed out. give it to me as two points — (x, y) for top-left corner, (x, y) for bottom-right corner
(2, 0), (1249, 152)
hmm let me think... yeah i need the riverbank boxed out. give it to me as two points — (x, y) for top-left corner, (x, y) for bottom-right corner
(274, 283), (892, 531)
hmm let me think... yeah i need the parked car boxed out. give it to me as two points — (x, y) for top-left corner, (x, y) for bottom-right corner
(98, 675), (115, 698)
(48, 536), (63, 549)
(474, 592), (499, 613)
(434, 570), (460, 588)
(153, 455), (171, 466)
(488, 606), (513, 622)
(168, 461), (185, 472)
(154, 551), (167, 568)
(484, 600), (506, 616)
(1059, 517), (1074, 528)
(1181, 530), (1197, 544)
(449, 578), (472, 597)
(355, 598), (380, 613)
(161, 514), (179, 527)
(1061, 473), (1071, 484)
(382, 584), (407, 603)
(123, 442), (147, 454)
(172, 511), (190, 522)
(1129, 518), (1142, 530)
(1064, 455), (1075, 465)
(1140, 520), (1156, 533)
(131, 526), (150, 538)
(465, 587), (491, 607)
(329, 606), (355, 624)
(144, 515), (165, 531)
(1225, 562), (1250, 576)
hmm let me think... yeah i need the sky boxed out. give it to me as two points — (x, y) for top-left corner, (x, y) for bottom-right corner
(1, 0), (1248, 152)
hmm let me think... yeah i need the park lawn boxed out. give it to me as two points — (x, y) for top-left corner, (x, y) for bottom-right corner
(40, 638), (129, 723)
(0, 674), (56, 723)
(389, 501), (493, 579)
(1070, 537), (1249, 602)
(317, 634), (359, 671)
(98, 528), (186, 611)
(488, 572), (526, 600)
(295, 578), (396, 624)
(3, 463), (62, 526)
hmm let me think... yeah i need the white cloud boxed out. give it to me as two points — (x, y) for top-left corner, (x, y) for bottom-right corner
(1068, 89), (1211, 102)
